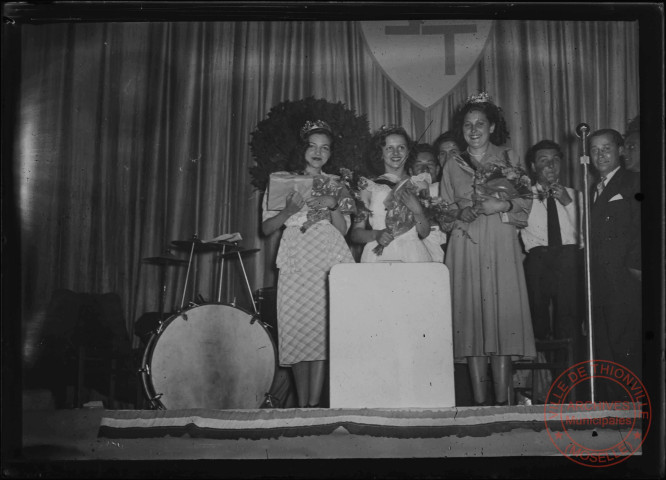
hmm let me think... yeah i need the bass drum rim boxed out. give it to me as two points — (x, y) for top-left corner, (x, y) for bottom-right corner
(140, 303), (277, 410)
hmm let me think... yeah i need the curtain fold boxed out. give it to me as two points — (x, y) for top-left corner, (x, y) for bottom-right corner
(16, 20), (638, 352)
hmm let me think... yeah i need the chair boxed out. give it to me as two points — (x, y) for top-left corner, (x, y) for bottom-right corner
(72, 293), (137, 408)
(513, 338), (576, 402)
(27, 290), (137, 409)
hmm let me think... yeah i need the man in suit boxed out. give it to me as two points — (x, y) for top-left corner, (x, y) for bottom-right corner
(588, 129), (641, 400)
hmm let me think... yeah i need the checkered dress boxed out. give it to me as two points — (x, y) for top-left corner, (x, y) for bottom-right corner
(275, 221), (354, 365)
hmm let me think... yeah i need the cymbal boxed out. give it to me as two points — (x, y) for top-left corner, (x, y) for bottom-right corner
(171, 239), (238, 252)
(142, 253), (188, 266)
(218, 248), (260, 259)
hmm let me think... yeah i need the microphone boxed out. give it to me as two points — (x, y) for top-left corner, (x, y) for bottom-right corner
(575, 123), (591, 160)
(575, 123), (590, 138)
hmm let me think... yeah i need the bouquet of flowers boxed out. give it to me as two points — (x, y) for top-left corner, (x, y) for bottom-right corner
(421, 195), (460, 234)
(470, 157), (532, 229)
(339, 168), (372, 223)
(371, 176), (433, 256)
(300, 174), (356, 233)
(372, 180), (414, 256)
(472, 157), (532, 203)
(420, 195), (477, 243)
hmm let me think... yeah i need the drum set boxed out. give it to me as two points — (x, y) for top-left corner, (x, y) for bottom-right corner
(138, 235), (277, 410)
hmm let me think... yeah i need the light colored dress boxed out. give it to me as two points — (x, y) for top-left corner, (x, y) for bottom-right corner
(359, 173), (432, 263)
(440, 144), (536, 362)
(262, 176), (355, 366)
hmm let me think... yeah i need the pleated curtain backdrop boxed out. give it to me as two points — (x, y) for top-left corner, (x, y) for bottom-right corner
(15, 20), (638, 352)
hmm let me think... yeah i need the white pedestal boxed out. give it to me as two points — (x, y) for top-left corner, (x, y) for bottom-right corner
(329, 262), (454, 408)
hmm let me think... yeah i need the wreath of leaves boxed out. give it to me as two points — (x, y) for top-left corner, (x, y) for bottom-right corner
(249, 97), (372, 191)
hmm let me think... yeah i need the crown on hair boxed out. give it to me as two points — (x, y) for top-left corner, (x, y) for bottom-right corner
(466, 92), (493, 104)
(379, 124), (406, 134)
(300, 120), (332, 139)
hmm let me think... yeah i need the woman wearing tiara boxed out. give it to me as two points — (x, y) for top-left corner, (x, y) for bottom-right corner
(440, 93), (536, 406)
(351, 125), (432, 263)
(262, 120), (355, 408)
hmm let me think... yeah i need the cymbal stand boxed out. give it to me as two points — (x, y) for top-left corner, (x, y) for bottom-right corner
(214, 241), (258, 315)
(236, 247), (258, 315)
(180, 234), (198, 311)
(216, 244), (227, 303)
(158, 255), (168, 321)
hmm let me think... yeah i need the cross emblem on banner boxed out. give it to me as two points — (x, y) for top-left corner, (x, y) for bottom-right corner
(360, 20), (493, 109)
(385, 20), (478, 75)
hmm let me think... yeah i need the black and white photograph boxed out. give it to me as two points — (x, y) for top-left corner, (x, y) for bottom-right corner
(2, 2), (664, 478)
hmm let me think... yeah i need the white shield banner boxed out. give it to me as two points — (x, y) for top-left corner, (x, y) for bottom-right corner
(360, 20), (493, 109)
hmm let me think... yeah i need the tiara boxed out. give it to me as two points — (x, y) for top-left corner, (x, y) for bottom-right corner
(379, 124), (404, 133)
(300, 120), (332, 139)
(466, 92), (492, 104)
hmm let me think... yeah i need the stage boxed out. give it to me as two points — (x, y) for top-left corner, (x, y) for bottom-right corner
(20, 399), (642, 461)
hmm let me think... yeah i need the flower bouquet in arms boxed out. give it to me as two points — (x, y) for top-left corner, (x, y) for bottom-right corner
(339, 168), (372, 223)
(424, 196), (461, 233)
(372, 177), (429, 256)
(300, 174), (357, 233)
(472, 157), (532, 225)
(422, 195), (477, 243)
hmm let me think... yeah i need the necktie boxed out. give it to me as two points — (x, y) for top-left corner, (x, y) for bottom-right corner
(595, 178), (606, 202)
(547, 195), (562, 247)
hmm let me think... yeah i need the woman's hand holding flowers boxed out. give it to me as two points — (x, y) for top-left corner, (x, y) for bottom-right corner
(306, 194), (337, 210)
(458, 206), (479, 223)
(473, 193), (510, 216)
(395, 188), (424, 215)
(375, 229), (394, 248)
(284, 191), (305, 216)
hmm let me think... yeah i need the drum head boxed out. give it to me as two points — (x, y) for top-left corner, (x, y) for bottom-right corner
(146, 304), (276, 409)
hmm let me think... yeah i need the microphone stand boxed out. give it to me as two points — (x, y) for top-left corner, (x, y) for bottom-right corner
(576, 123), (595, 403)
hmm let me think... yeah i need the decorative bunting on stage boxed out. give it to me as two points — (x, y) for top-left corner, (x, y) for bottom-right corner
(98, 406), (638, 440)
(360, 20), (493, 110)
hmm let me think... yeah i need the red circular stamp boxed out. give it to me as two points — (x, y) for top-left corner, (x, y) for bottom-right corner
(544, 359), (651, 467)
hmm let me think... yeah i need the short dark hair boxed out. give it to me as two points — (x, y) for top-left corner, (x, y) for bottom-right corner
(432, 131), (460, 154)
(406, 143), (436, 173)
(625, 115), (640, 136)
(525, 140), (564, 167)
(414, 143), (435, 155)
(588, 128), (624, 148)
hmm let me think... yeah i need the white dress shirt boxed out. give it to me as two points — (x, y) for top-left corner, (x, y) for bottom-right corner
(520, 184), (583, 252)
(423, 182), (447, 262)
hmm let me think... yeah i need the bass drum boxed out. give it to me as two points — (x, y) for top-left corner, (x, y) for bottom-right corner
(141, 304), (276, 409)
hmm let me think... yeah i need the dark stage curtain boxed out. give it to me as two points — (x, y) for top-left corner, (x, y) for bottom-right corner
(14, 21), (638, 355)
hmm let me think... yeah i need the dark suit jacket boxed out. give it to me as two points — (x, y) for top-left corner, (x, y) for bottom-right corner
(589, 167), (641, 307)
